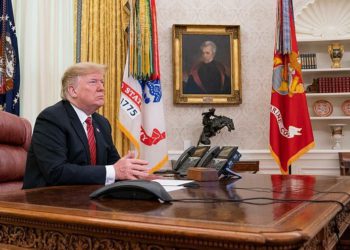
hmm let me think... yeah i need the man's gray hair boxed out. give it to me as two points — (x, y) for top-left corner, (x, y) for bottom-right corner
(200, 40), (217, 54)
(61, 62), (107, 100)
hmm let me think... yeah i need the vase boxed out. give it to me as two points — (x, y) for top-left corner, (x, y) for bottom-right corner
(329, 124), (346, 150)
(328, 43), (344, 68)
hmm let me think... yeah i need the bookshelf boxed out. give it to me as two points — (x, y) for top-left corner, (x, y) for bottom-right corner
(298, 39), (350, 150)
(303, 68), (350, 73)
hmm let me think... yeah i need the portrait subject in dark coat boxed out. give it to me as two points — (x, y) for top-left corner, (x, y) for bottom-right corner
(23, 62), (150, 189)
(184, 41), (231, 95)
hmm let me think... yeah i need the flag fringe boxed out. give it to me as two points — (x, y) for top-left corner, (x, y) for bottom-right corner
(149, 154), (168, 173)
(269, 141), (315, 175)
(117, 120), (141, 157)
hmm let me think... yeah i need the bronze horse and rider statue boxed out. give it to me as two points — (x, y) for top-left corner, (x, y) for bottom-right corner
(197, 108), (235, 145)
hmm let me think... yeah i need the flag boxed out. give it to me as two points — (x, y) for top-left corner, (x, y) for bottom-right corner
(118, 0), (168, 172)
(0, 0), (20, 115)
(270, 0), (314, 174)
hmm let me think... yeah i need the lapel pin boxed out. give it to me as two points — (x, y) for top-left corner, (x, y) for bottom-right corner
(96, 128), (100, 133)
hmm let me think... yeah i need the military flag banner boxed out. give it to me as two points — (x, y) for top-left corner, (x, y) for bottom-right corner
(270, 0), (314, 174)
(118, 0), (168, 172)
(0, 0), (20, 115)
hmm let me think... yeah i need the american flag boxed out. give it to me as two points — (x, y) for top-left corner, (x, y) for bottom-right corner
(0, 0), (20, 115)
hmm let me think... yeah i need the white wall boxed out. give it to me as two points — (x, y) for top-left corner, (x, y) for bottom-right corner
(157, 0), (276, 152)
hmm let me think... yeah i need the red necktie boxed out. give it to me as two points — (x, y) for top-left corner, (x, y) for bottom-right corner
(85, 117), (96, 165)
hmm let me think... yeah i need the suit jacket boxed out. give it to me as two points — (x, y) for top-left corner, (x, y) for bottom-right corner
(23, 100), (120, 189)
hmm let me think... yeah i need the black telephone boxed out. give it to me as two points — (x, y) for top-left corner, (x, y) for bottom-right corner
(173, 146), (210, 175)
(196, 146), (220, 167)
(206, 146), (242, 178)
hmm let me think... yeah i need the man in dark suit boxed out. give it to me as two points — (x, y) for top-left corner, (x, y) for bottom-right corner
(23, 62), (149, 189)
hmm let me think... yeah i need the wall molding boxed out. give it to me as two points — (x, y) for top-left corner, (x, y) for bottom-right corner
(168, 149), (343, 175)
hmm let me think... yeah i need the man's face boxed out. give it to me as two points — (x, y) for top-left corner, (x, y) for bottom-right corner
(201, 46), (215, 63)
(70, 72), (105, 115)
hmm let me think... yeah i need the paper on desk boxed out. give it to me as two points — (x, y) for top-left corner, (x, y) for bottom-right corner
(162, 186), (185, 192)
(152, 179), (193, 186)
(152, 179), (193, 192)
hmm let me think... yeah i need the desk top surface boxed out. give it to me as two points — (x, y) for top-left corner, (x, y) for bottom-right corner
(0, 174), (349, 246)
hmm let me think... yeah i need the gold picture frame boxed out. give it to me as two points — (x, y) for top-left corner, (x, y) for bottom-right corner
(173, 24), (241, 104)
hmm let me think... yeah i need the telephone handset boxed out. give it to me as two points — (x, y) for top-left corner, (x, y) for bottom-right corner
(206, 146), (242, 178)
(173, 146), (210, 175)
(217, 146), (241, 178)
(196, 146), (220, 167)
(173, 146), (196, 172)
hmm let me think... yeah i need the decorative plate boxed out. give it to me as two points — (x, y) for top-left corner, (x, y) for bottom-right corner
(341, 100), (350, 116)
(313, 100), (333, 117)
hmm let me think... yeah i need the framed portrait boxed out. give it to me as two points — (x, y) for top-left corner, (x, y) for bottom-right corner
(173, 24), (241, 105)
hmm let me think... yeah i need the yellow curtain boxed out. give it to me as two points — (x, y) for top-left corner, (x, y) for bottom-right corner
(74, 0), (130, 154)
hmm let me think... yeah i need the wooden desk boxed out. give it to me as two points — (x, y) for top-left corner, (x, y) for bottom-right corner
(0, 174), (349, 249)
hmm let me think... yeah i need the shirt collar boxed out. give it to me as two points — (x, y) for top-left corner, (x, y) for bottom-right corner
(70, 103), (90, 124)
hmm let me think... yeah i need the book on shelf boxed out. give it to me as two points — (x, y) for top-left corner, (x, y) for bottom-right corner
(317, 76), (350, 93)
(300, 53), (317, 69)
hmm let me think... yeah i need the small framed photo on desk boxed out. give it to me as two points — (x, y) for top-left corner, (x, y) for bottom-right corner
(172, 24), (242, 105)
